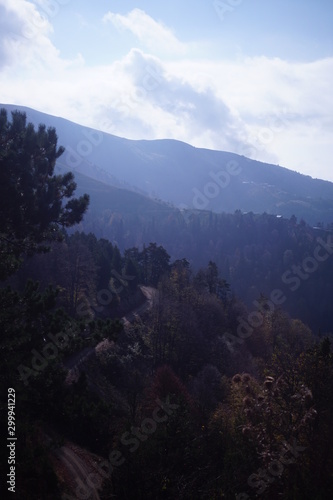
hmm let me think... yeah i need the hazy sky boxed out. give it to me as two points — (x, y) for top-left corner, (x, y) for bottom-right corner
(1, 0), (333, 181)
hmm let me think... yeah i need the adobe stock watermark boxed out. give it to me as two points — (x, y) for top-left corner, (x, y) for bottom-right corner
(17, 321), (78, 386)
(100, 64), (163, 135)
(16, 267), (136, 383)
(236, 107), (293, 162)
(65, 63), (162, 166)
(223, 234), (333, 352)
(20, 0), (71, 40)
(76, 269), (135, 318)
(62, 395), (179, 500)
(236, 438), (306, 499)
(213, 0), (244, 22)
(192, 159), (242, 210)
(189, 107), (292, 213)
(65, 127), (103, 171)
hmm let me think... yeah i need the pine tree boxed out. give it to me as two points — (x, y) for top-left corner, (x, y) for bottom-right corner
(0, 109), (89, 279)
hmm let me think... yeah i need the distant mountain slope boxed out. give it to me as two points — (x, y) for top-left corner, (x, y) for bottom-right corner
(55, 168), (177, 249)
(62, 168), (174, 217)
(2, 103), (333, 225)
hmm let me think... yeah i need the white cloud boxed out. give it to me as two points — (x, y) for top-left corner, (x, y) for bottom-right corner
(103, 8), (187, 57)
(166, 56), (333, 120)
(0, 0), (53, 67)
(0, 4), (332, 181)
(117, 49), (245, 151)
(0, 0), (82, 74)
(163, 56), (333, 173)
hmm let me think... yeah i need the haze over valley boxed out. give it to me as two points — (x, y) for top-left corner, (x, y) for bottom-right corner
(1, 1), (333, 499)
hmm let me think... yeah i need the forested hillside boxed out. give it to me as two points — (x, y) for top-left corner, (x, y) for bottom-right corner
(72, 192), (333, 335)
(3, 104), (333, 225)
(1, 110), (333, 499)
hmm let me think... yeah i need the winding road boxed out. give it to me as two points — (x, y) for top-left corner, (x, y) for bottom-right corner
(55, 286), (157, 498)
(63, 286), (156, 371)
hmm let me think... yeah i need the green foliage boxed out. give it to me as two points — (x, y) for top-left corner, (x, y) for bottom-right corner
(1, 107), (333, 498)
(79, 205), (333, 333)
(0, 108), (89, 279)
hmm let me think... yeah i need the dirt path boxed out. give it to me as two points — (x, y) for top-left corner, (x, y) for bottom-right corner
(52, 287), (158, 497)
(121, 285), (157, 327)
(53, 443), (104, 499)
(64, 286), (157, 371)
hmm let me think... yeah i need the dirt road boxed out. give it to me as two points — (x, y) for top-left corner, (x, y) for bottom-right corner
(52, 286), (158, 497)
(52, 442), (105, 499)
(121, 285), (157, 327)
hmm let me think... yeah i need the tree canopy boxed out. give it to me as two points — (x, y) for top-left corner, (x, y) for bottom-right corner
(0, 108), (89, 279)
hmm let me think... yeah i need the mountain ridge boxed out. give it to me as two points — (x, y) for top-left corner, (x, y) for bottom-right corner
(2, 103), (333, 225)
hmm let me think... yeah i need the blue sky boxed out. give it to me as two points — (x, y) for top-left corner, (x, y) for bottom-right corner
(1, 0), (333, 181)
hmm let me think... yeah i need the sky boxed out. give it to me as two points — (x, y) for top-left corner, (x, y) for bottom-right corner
(1, 0), (333, 181)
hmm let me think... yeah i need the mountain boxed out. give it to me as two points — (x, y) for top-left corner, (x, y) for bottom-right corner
(2, 103), (333, 225)
(67, 169), (177, 249)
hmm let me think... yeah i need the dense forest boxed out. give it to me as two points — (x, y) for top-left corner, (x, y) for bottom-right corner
(74, 197), (333, 335)
(1, 110), (333, 499)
